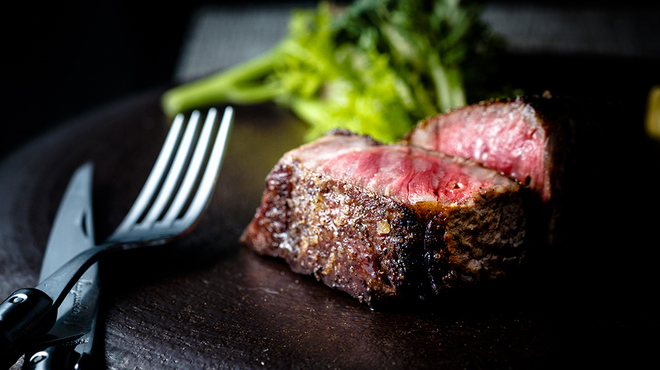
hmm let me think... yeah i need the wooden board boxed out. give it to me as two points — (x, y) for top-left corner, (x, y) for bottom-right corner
(1, 88), (659, 369)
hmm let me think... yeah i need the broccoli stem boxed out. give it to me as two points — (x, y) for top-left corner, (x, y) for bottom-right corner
(429, 54), (451, 112)
(428, 53), (466, 112)
(161, 47), (284, 118)
(448, 68), (466, 108)
(288, 97), (333, 140)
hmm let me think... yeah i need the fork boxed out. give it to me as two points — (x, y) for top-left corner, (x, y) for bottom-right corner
(0, 106), (233, 364)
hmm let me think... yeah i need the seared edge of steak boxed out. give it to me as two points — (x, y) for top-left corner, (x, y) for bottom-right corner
(242, 161), (423, 303)
(420, 184), (527, 293)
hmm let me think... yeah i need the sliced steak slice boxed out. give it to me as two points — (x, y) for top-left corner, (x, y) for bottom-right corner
(403, 94), (588, 247)
(240, 130), (527, 304)
(404, 94), (573, 202)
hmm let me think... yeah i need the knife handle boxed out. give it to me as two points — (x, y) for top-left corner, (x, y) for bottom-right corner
(0, 288), (55, 368)
(22, 345), (92, 370)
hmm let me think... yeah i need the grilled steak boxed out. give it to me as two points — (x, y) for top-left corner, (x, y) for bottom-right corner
(241, 131), (527, 304)
(404, 93), (590, 247)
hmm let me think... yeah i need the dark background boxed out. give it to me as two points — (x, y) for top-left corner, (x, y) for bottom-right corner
(2, 0), (205, 160)
(1, 0), (326, 161)
(2, 0), (659, 161)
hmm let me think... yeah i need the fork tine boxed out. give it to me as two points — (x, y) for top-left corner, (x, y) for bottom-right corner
(157, 108), (218, 226)
(111, 113), (186, 236)
(137, 110), (201, 228)
(175, 106), (233, 228)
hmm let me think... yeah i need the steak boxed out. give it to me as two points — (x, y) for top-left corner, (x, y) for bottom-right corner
(404, 94), (573, 202)
(241, 130), (527, 304)
(403, 93), (590, 247)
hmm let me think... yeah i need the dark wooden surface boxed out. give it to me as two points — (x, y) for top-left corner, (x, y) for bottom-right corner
(1, 88), (659, 369)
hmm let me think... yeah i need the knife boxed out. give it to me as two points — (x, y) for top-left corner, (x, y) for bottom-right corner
(25, 162), (99, 369)
(0, 163), (99, 369)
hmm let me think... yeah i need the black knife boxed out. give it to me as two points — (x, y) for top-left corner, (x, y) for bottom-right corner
(0, 163), (99, 369)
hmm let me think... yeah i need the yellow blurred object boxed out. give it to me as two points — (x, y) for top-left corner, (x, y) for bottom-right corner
(645, 85), (660, 140)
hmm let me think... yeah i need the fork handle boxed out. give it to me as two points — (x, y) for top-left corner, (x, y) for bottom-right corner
(0, 288), (56, 368)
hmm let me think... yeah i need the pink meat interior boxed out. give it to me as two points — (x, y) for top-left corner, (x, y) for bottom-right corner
(408, 102), (549, 201)
(319, 146), (509, 205)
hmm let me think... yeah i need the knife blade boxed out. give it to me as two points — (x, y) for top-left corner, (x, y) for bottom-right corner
(22, 162), (100, 370)
(0, 163), (98, 369)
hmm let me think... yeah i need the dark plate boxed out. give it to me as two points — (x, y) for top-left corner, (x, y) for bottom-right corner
(1, 86), (659, 369)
